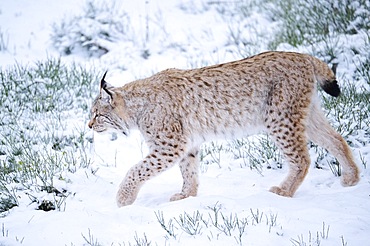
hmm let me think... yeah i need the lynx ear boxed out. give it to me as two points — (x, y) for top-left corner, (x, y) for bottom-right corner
(99, 71), (114, 102)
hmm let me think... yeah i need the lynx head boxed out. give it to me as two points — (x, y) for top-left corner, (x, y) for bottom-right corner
(88, 71), (129, 135)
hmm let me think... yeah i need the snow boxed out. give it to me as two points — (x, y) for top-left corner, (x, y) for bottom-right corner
(0, 0), (369, 245)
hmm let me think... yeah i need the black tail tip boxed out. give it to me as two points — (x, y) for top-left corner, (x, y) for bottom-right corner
(322, 80), (341, 97)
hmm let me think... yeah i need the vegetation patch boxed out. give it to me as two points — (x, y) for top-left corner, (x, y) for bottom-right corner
(0, 59), (97, 213)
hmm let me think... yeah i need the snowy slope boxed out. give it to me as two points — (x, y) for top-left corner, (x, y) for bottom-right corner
(0, 1), (369, 245)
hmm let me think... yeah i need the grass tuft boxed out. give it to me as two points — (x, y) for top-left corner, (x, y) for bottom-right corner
(51, 0), (131, 57)
(155, 203), (280, 245)
(0, 58), (97, 212)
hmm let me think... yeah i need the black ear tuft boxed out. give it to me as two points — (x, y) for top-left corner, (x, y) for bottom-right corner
(99, 70), (114, 99)
(100, 70), (108, 90)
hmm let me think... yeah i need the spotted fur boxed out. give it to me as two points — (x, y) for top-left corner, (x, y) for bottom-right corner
(88, 51), (360, 207)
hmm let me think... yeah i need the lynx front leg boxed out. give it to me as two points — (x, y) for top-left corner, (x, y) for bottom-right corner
(170, 147), (200, 202)
(116, 146), (185, 207)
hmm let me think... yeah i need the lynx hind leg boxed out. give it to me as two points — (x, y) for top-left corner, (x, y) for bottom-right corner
(267, 117), (311, 197)
(306, 103), (360, 186)
(170, 147), (200, 202)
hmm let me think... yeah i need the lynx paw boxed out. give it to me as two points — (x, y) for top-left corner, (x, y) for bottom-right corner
(341, 172), (360, 187)
(116, 191), (135, 207)
(269, 186), (293, 197)
(170, 192), (191, 202)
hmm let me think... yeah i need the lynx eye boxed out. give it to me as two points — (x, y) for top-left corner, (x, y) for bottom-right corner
(91, 110), (99, 119)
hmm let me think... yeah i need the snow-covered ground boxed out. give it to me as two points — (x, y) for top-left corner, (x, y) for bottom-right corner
(0, 1), (369, 245)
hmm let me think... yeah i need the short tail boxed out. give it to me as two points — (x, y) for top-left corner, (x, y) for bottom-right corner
(320, 78), (341, 97)
(306, 55), (341, 97)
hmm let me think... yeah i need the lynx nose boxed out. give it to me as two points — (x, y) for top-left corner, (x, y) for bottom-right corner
(88, 120), (93, 129)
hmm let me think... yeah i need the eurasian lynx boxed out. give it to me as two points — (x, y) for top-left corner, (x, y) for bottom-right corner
(88, 51), (360, 207)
